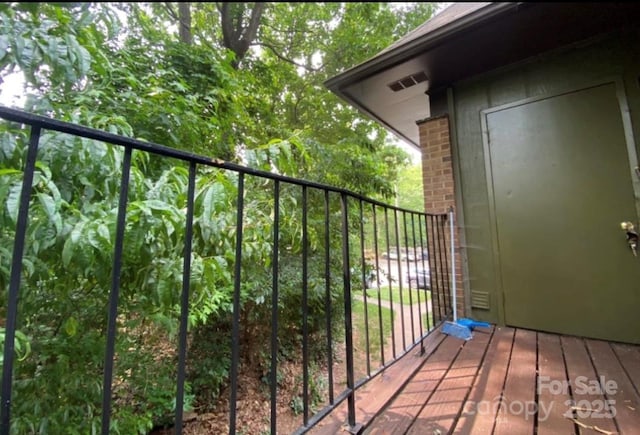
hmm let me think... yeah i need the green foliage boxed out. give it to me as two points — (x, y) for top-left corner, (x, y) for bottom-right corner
(367, 287), (431, 306)
(351, 301), (393, 361)
(0, 3), (94, 92)
(0, 1), (436, 431)
(396, 163), (425, 212)
(0, 122), (353, 431)
(289, 362), (327, 415)
(0, 328), (30, 364)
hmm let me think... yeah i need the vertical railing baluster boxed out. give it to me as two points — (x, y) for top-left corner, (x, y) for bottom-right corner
(442, 214), (453, 313)
(323, 191), (334, 405)
(302, 186), (310, 426)
(436, 215), (448, 319)
(229, 173), (245, 435)
(435, 215), (443, 318)
(393, 209), (405, 351)
(359, 199), (371, 377)
(428, 215), (443, 322)
(435, 215), (447, 318)
(440, 214), (452, 318)
(418, 215), (431, 333)
(0, 108), (457, 435)
(270, 180), (280, 434)
(340, 193), (357, 429)
(175, 162), (197, 435)
(436, 214), (447, 321)
(410, 213), (424, 354)
(383, 208), (396, 360)
(1, 126), (41, 435)
(101, 146), (133, 435)
(372, 205), (385, 367)
(402, 211), (415, 345)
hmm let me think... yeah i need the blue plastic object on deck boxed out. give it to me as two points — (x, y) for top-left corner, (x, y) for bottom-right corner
(457, 318), (491, 330)
(441, 321), (473, 341)
(440, 208), (492, 341)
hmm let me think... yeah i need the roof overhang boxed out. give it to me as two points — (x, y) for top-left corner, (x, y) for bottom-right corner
(325, 2), (640, 149)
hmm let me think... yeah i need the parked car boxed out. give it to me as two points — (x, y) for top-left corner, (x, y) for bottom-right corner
(382, 247), (429, 262)
(364, 267), (389, 289)
(382, 248), (403, 260)
(406, 267), (431, 290)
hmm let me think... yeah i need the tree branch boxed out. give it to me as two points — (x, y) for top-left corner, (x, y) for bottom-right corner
(252, 41), (322, 72)
(164, 2), (178, 21)
(178, 2), (192, 45)
(219, 2), (266, 68)
(241, 2), (265, 46)
(219, 2), (234, 53)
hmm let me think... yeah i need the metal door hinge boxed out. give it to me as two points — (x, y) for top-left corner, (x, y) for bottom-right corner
(621, 221), (639, 257)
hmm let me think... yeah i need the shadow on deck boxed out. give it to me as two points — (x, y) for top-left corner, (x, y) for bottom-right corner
(312, 325), (640, 434)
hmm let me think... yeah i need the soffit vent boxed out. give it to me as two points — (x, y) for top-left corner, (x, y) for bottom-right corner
(387, 71), (428, 92)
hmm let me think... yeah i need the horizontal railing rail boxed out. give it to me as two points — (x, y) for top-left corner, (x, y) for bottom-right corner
(0, 106), (453, 435)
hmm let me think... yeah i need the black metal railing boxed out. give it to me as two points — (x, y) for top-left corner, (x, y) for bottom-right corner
(0, 106), (453, 435)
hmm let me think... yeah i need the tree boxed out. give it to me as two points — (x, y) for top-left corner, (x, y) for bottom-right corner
(163, 2), (192, 44)
(219, 2), (265, 68)
(0, 2), (437, 431)
(150, 2), (435, 199)
(396, 162), (426, 212)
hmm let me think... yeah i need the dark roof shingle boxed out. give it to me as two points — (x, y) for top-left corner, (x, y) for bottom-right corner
(376, 2), (492, 57)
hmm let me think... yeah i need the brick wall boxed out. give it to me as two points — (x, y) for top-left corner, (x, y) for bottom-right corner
(417, 115), (465, 318)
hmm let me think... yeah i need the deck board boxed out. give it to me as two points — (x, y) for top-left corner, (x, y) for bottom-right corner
(536, 332), (575, 435)
(493, 328), (537, 435)
(405, 327), (492, 434)
(561, 336), (618, 434)
(586, 339), (640, 434)
(453, 326), (515, 435)
(310, 332), (446, 435)
(357, 333), (448, 433)
(367, 335), (463, 435)
(314, 328), (640, 435)
(612, 342), (640, 397)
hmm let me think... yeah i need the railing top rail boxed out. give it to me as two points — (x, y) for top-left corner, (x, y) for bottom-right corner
(0, 105), (442, 217)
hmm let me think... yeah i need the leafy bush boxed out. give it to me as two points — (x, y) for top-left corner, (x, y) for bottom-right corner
(0, 122), (351, 431)
(0, 2), (424, 430)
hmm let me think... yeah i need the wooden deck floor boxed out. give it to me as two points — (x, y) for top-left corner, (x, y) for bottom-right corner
(312, 325), (640, 435)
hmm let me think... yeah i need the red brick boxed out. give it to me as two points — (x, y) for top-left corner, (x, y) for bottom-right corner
(418, 115), (465, 315)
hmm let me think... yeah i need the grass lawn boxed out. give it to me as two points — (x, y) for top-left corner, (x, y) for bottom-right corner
(365, 286), (431, 306)
(351, 300), (393, 360)
(423, 311), (435, 331)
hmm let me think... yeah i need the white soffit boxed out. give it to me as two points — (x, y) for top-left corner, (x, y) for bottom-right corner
(343, 58), (430, 148)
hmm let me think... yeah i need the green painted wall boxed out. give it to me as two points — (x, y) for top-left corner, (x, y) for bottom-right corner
(451, 29), (640, 324)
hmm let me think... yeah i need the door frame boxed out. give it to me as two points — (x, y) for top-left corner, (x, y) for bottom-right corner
(480, 77), (640, 326)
